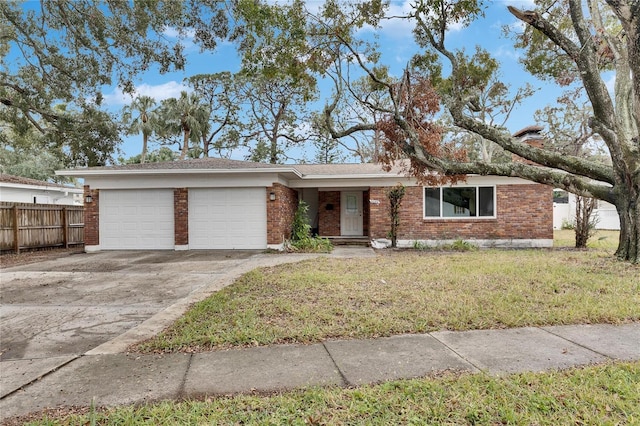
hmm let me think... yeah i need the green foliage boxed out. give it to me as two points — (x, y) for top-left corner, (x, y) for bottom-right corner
(121, 96), (157, 163)
(446, 239), (478, 251)
(288, 201), (333, 253)
(117, 147), (178, 165)
(1, 0), (228, 167)
(412, 239), (478, 251)
(186, 72), (242, 158)
(386, 183), (406, 248)
(236, 71), (315, 164)
(0, 126), (69, 182)
(291, 200), (312, 242)
(156, 91), (211, 160)
(412, 240), (430, 250)
(287, 236), (333, 253)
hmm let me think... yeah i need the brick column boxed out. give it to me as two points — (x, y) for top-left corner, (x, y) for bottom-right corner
(266, 183), (298, 246)
(83, 185), (99, 251)
(174, 188), (189, 249)
(318, 191), (341, 236)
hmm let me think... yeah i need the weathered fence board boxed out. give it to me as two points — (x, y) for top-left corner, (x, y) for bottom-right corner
(0, 202), (84, 253)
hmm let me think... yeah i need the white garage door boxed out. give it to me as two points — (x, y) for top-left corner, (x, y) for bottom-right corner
(100, 189), (174, 250)
(189, 188), (267, 249)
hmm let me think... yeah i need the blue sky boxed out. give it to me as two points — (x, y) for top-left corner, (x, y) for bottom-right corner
(101, 0), (609, 162)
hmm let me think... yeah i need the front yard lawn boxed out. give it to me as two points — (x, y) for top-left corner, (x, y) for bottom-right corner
(14, 231), (639, 426)
(136, 245), (638, 353)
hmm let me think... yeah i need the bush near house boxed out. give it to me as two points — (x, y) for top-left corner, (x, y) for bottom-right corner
(286, 200), (332, 253)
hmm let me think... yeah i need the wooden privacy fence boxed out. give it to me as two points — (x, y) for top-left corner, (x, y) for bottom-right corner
(0, 203), (84, 253)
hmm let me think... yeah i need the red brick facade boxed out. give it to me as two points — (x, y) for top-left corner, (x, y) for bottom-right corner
(362, 190), (370, 236)
(174, 188), (188, 246)
(267, 183), (298, 245)
(318, 191), (341, 236)
(83, 185), (99, 246)
(368, 184), (553, 242)
(83, 181), (551, 250)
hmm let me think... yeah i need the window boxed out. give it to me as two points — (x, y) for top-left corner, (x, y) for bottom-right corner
(424, 186), (495, 218)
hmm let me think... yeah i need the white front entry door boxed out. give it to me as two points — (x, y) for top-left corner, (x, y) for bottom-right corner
(341, 191), (363, 236)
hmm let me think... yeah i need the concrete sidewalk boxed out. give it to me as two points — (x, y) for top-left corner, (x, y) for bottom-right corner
(1, 323), (638, 421)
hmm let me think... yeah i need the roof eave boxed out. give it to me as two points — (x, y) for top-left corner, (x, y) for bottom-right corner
(0, 182), (83, 193)
(299, 173), (404, 180)
(56, 167), (302, 178)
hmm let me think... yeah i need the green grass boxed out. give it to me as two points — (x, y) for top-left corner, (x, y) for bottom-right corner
(23, 362), (640, 425)
(553, 229), (620, 250)
(16, 233), (638, 426)
(136, 246), (638, 353)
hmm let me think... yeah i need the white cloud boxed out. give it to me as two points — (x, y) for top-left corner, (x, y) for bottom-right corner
(162, 27), (196, 39)
(493, 44), (521, 61)
(357, 0), (414, 39)
(504, 0), (536, 8)
(103, 81), (189, 106)
(360, 0), (469, 39)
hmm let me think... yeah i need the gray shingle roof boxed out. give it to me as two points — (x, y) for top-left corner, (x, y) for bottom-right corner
(295, 162), (403, 176)
(0, 173), (79, 189)
(83, 157), (286, 171)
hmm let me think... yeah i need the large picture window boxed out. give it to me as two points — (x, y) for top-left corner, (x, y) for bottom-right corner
(424, 186), (495, 218)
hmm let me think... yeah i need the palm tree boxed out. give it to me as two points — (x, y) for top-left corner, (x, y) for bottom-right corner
(122, 96), (157, 164)
(158, 92), (210, 160)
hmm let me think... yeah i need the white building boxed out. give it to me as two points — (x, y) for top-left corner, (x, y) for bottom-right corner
(0, 174), (82, 205)
(553, 191), (620, 230)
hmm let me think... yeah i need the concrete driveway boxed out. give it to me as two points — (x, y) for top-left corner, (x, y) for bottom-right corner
(0, 250), (284, 398)
(0, 250), (263, 361)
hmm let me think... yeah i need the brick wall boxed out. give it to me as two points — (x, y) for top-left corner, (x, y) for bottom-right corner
(318, 191), (341, 236)
(267, 183), (298, 244)
(83, 185), (99, 246)
(363, 190), (370, 236)
(512, 137), (544, 166)
(174, 188), (188, 245)
(369, 184), (553, 241)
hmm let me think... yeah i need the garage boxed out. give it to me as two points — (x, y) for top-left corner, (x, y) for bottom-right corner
(100, 189), (174, 250)
(189, 188), (267, 249)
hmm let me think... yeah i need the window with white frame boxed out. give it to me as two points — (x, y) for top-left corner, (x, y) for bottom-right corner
(424, 186), (495, 218)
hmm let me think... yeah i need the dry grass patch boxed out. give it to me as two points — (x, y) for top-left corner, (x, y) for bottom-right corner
(136, 249), (638, 353)
(554, 229), (619, 250)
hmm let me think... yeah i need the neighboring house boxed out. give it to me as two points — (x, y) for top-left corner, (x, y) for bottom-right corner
(0, 173), (83, 205)
(553, 192), (620, 230)
(57, 129), (553, 252)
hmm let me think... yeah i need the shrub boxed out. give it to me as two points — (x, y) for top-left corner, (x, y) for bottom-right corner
(446, 239), (478, 251)
(288, 201), (333, 253)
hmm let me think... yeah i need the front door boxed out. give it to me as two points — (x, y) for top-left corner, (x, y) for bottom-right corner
(341, 191), (363, 236)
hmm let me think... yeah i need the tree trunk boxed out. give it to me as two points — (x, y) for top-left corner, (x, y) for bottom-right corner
(574, 195), (596, 248)
(202, 135), (209, 158)
(180, 129), (190, 160)
(615, 189), (640, 263)
(141, 133), (148, 164)
(269, 138), (278, 164)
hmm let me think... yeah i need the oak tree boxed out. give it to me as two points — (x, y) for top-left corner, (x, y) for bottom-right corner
(313, 0), (639, 262)
(1, 0), (229, 168)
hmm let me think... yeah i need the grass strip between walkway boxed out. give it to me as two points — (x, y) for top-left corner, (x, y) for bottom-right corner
(21, 361), (640, 425)
(136, 248), (638, 353)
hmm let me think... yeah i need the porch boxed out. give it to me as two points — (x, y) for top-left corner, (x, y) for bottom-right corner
(298, 188), (371, 239)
